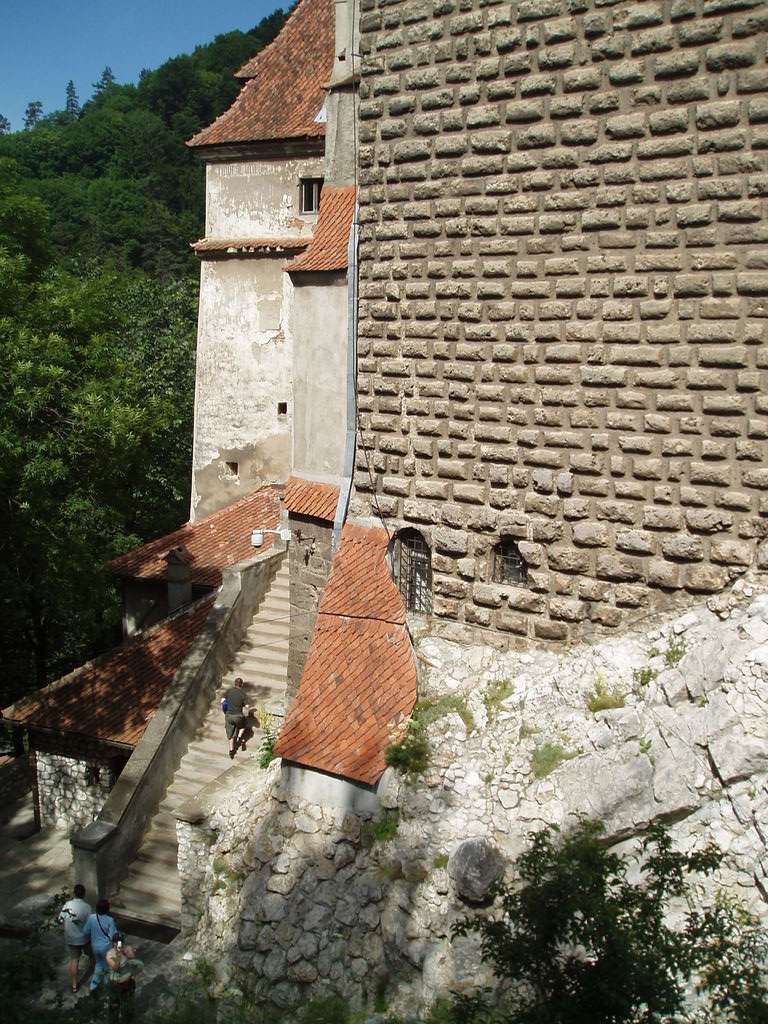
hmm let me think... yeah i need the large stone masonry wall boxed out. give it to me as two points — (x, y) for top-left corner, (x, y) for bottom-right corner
(352, 0), (768, 643)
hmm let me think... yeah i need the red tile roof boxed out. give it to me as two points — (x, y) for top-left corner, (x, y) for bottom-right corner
(287, 187), (357, 274)
(191, 238), (311, 255)
(274, 524), (417, 785)
(284, 476), (340, 522)
(317, 524), (404, 623)
(188, 0), (334, 148)
(109, 488), (281, 587)
(1, 597), (215, 748)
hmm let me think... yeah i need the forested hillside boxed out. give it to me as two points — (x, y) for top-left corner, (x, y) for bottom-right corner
(0, 9), (287, 707)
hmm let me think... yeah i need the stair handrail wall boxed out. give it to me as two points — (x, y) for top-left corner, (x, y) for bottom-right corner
(71, 547), (286, 899)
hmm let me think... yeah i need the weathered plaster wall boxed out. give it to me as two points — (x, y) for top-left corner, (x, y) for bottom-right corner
(352, 0), (768, 644)
(191, 257), (293, 520)
(33, 733), (125, 831)
(205, 156), (324, 239)
(191, 153), (331, 521)
(291, 276), (350, 481)
(286, 514), (335, 701)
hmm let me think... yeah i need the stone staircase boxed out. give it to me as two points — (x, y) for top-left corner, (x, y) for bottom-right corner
(113, 554), (290, 927)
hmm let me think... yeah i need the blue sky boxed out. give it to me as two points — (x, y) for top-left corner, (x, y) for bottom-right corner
(0, 0), (285, 131)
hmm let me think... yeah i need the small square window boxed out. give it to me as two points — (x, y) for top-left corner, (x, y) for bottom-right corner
(492, 539), (527, 585)
(300, 178), (323, 214)
(224, 461), (239, 478)
(277, 401), (288, 415)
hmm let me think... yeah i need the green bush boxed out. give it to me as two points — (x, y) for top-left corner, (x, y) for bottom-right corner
(258, 728), (276, 769)
(386, 694), (476, 778)
(666, 634), (687, 667)
(363, 809), (400, 846)
(585, 677), (625, 713)
(385, 717), (430, 776)
(632, 665), (658, 690)
(483, 678), (515, 722)
(530, 742), (574, 779)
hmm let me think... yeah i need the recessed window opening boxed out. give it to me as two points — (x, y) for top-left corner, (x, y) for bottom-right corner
(277, 401), (288, 416)
(492, 538), (528, 585)
(300, 177), (323, 214)
(225, 461), (239, 478)
(391, 528), (432, 614)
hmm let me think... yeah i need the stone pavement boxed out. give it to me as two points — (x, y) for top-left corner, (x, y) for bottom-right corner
(0, 793), (190, 1016)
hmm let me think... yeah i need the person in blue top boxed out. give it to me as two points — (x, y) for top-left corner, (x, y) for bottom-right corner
(83, 898), (116, 989)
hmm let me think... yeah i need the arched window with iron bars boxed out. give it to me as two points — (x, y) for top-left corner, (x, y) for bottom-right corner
(390, 528), (432, 613)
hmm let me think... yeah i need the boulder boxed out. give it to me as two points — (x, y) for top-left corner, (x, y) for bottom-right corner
(448, 837), (503, 903)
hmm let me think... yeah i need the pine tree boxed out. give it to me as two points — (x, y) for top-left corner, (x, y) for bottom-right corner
(0, 114), (11, 134)
(92, 66), (116, 95)
(65, 80), (80, 118)
(23, 101), (43, 130)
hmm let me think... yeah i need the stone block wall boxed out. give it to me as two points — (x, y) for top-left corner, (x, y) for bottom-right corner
(33, 732), (125, 831)
(287, 515), (335, 701)
(351, 0), (768, 642)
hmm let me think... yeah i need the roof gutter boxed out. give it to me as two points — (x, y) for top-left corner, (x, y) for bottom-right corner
(333, 203), (358, 552)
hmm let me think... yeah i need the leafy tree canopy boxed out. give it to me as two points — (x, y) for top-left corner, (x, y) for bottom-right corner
(451, 819), (768, 1024)
(1, 9), (287, 280)
(0, 159), (196, 703)
(23, 100), (43, 130)
(0, 12), (287, 703)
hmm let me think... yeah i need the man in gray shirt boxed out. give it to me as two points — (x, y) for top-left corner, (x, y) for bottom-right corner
(223, 677), (250, 758)
(59, 883), (93, 992)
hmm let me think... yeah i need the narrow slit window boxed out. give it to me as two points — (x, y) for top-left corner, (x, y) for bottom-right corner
(277, 401), (288, 416)
(492, 539), (528, 585)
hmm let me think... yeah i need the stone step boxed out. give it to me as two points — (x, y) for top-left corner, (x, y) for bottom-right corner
(114, 553), (290, 927)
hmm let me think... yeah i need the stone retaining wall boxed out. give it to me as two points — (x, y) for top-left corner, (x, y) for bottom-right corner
(351, 0), (768, 643)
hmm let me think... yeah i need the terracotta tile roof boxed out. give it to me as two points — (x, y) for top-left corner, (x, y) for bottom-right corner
(284, 476), (340, 522)
(317, 524), (404, 623)
(274, 524), (417, 785)
(191, 238), (311, 254)
(1, 597), (215, 748)
(188, 0), (334, 148)
(109, 488), (281, 587)
(287, 187), (357, 274)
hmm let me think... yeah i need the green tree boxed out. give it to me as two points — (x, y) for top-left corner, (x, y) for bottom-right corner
(452, 820), (768, 1024)
(92, 66), (116, 95)
(0, 11), (287, 280)
(23, 101), (43, 129)
(0, 162), (195, 701)
(65, 80), (80, 119)
(0, 114), (10, 135)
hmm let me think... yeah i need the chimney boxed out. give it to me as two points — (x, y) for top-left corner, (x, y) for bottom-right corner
(164, 546), (192, 613)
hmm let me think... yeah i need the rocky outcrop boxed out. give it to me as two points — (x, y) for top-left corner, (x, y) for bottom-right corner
(178, 571), (768, 1016)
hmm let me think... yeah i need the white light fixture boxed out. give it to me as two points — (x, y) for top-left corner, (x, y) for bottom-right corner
(251, 527), (292, 547)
